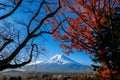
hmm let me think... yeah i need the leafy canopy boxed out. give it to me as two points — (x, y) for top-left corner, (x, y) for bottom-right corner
(52, 0), (120, 79)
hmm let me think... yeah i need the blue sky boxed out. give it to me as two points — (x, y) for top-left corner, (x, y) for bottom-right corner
(0, 0), (94, 66)
(36, 34), (94, 65)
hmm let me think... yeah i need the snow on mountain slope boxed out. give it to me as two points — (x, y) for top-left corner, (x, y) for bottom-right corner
(43, 54), (80, 65)
(25, 54), (92, 72)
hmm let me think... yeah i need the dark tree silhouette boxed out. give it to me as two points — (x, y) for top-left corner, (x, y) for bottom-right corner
(0, 0), (62, 71)
(52, 0), (120, 79)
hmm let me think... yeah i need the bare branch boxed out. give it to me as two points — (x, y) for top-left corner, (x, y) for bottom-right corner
(0, 38), (13, 52)
(0, 0), (22, 20)
(0, 0), (61, 71)
(0, 43), (34, 70)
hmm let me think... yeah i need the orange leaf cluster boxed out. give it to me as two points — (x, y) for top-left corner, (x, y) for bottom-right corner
(101, 68), (117, 79)
(56, 0), (119, 54)
(52, 1), (120, 79)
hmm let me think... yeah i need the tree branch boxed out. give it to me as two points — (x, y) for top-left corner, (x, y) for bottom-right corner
(0, 38), (13, 52)
(0, 0), (22, 20)
(31, 0), (61, 35)
(33, 19), (65, 37)
(0, 43), (34, 71)
(27, 0), (45, 34)
(0, 35), (31, 65)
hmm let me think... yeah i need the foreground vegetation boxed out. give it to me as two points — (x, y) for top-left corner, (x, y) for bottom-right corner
(1, 71), (118, 80)
(0, 72), (97, 80)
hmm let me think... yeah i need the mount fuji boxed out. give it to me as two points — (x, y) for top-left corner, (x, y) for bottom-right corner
(25, 54), (92, 72)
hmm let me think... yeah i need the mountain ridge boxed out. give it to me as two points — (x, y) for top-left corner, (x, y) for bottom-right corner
(25, 54), (92, 72)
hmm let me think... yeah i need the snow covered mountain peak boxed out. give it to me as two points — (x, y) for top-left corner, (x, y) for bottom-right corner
(46, 54), (77, 64)
(50, 54), (63, 60)
(24, 54), (92, 72)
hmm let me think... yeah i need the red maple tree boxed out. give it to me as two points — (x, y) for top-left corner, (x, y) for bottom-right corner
(51, 0), (120, 79)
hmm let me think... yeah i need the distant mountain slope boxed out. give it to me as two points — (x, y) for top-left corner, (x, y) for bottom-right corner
(25, 54), (92, 72)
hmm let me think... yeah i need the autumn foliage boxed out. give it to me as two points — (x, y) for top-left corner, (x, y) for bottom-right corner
(52, 0), (120, 79)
